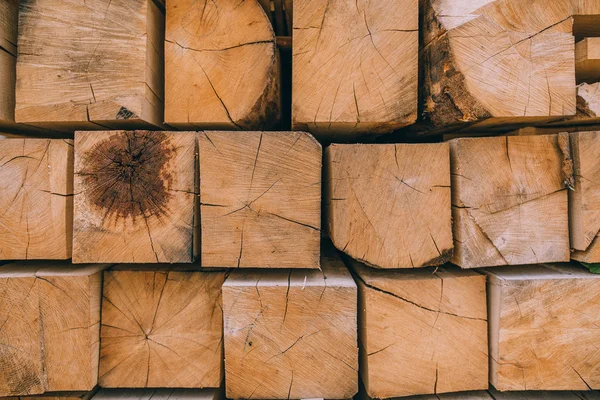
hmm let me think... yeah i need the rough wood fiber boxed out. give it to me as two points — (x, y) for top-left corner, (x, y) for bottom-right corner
(222, 248), (358, 399)
(99, 267), (224, 388)
(73, 131), (196, 263)
(165, 0), (279, 130)
(576, 37), (600, 83)
(292, 0), (418, 139)
(349, 258), (488, 398)
(421, 1), (600, 130)
(487, 264), (600, 391)
(91, 389), (222, 400)
(16, 0), (164, 131)
(0, 263), (106, 396)
(0, 139), (73, 260)
(325, 143), (452, 268)
(569, 131), (600, 261)
(199, 131), (321, 268)
(0, 0), (17, 128)
(450, 135), (570, 268)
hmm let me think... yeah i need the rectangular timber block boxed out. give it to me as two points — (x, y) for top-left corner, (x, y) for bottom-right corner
(91, 389), (222, 400)
(15, 0), (164, 131)
(325, 143), (452, 269)
(198, 131), (321, 268)
(222, 247), (358, 399)
(487, 264), (600, 391)
(349, 258), (488, 398)
(0, 138), (73, 260)
(73, 131), (197, 263)
(99, 266), (224, 388)
(0, 262), (107, 396)
(450, 135), (570, 268)
(0, 0), (17, 128)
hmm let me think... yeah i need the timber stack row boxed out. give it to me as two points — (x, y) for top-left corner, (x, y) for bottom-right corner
(1, 0), (600, 400)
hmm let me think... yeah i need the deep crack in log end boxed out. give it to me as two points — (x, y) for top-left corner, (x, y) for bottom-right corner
(78, 131), (176, 223)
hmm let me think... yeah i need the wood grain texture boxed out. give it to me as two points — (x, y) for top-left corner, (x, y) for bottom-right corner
(0, 263), (106, 396)
(569, 131), (600, 260)
(0, 0), (17, 126)
(487, 264), (600, 391)
(199, 131), (321, 268)
(0, 139), (73, 260)
(450, 135), (570, 268)
(222, 247), (358, 399)
(99, 267), (224, 388)
(165, 0), (279, 130)
(421, 1), (600, 130)
(576, 37), (600, 83)
(325, 143), (452, 269)
(91, 388), (222, 400)
(292, 0), (418, 139)
(3, 391), (97, 400)
(16, 0), (164, 131)
(349, 258), (488, 398)
(376, 389), (600, 399)
(73, 131), (197, 263)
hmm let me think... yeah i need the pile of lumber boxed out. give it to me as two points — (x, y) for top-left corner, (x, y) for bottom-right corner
(2, 0), (600, 400)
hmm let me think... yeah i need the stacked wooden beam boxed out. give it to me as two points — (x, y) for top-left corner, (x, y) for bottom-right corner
(2, 0), (600, 399)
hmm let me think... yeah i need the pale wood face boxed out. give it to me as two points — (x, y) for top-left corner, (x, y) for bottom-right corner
(421, 1), (600, 127)
(199, 131), (321, 268)
(222, 267), (358, 399)
(354, 263), (488, 398)
(73, 131), (196, 263)
(15, 0), (160, 127)
(0, 271), (100, 396)
(99, 269), (224, 388)
(0, 139), (73, 260)
(491, 275), (600, 391)
(165, 0), (279, 129)
(292, 0), (418, 138)
(326, 143), (452, 269)
(451, 136), (570, 268)
(0, 0), (17, 124)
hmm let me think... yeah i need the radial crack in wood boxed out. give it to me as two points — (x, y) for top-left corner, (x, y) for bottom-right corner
(165, 0), (280, 130)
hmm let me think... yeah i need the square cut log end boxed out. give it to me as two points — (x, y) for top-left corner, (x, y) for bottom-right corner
(222, 246), (358, 399)
(348, 258), (488, 398)
(486, 264), (600, 391)
(73, 131), (196, 264)
(199, 131), (321, 268)
(15, 0), (164, 131)
(325, 143), (452, 269)
(0, 138), (73, 260)
(0, 262), (108, 396)
(99, 266), (224, 388)
(291, 0), (418, 139)
(450, 135), (570, 268)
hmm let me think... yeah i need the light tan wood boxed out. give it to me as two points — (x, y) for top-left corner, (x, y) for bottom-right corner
(99, 266), (224, 388)
(165, 0), (279, 130)
(0, 139), (73, 260)
(450, 135), (570, 268)
(222, 247), (358, 399)
(487, 264), (600, 391)
(349, 258), (488, 398)
(576, 38), (600, 83)
(73, 131), (197, 264)
(91, 389), (222, 400)
(15, 0), (164, 131)
(0, 0), (17, 128)
(291, 0), (418, 139)
(198, 131), (321, 268)
(575, 82), (600, 120)
(324, 143), (452, 269)
(3, 391), (98, 400)
(421, 1), (600, 130)
(0, 262), (107, 396)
